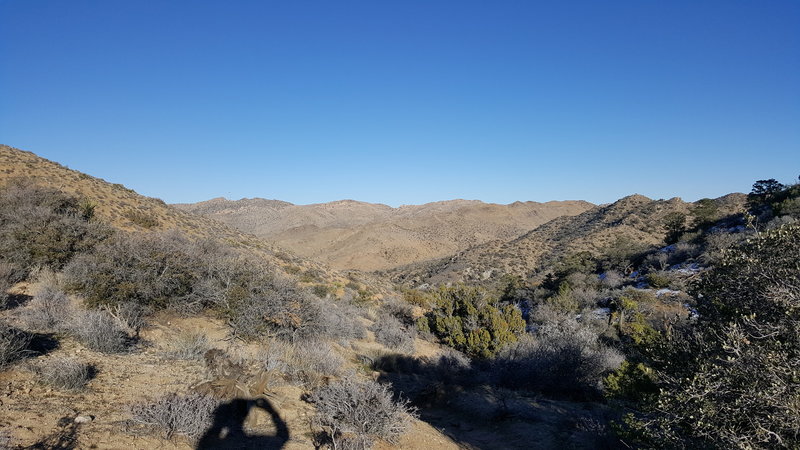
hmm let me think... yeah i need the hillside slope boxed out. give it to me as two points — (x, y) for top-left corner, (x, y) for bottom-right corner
(389, 193), (747, 286)
(0, 145), (333, 281)
(176, 198), (594, 271)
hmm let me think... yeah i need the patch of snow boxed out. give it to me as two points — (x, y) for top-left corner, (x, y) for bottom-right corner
(656, 288), (681, 297)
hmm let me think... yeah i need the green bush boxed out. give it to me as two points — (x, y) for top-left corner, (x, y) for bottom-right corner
(623, 223), (800, 448)
(425, 285), (525, 358)
(644, 272), (671, 289)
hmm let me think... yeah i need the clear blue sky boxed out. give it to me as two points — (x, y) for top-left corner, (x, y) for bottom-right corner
(1, 1), (798, 206)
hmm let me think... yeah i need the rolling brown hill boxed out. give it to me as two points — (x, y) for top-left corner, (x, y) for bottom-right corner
(388, 193), (747, 287)
(0, 145), (338, 283)
(175, 197), (595, 271)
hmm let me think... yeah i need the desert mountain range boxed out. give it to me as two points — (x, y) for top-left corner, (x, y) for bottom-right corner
(175, 197), (594, 271)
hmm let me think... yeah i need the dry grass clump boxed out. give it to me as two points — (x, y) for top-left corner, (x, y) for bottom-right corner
(161, 331), (210, 361)
(70, 309), (129, 353)
(309, 376), (416, 449)
(34, 356), (93, 391)
(129, 392), (218, 440)
(0, 320), (31, 369)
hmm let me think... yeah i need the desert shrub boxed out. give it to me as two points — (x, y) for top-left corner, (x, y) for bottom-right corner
(129, 392), (218, 440)
(309, 376), (416, 449)
(766, 214), (796, 230)
(35, 356), (92, 391)
(291, 342), (345, 383)
(668, 241), (700, 265)
(259, 340), (344, 386)
(401, 289), (430, 308)
(229, 278), (364, 343)
(599, 237), (649, 274)
(603, 360), (657, 402)
(162, 331), (210, 361)
(374, 348), (474, 386)
(70, 309), (129, 353)
(123, 210), (159, 228)
(608, 289), (660, 347)
(64, 232), (216, 309)
(319, 300), (367, 343)
(424, 285), (525, 359)
(700, 230), (745, 265)
(645, 272), (671, 289)
(22, 285), (71, 331)
(493, 320), (623, 399)
(379, 296), (416, 326)
(0, 180), (110, 278)
(311, 283), (333, 298)
(102, 301), (150, 337)
(643, 252), (670, 271)
(775, 195), (800, 218)
(0, 262), (13, 308)
(0, 320), (31, 369)
(371, 315), (416, 353)
(623, 223), (800, 448)
(258, 341), (292, 376)
(600, 270), (624, 288)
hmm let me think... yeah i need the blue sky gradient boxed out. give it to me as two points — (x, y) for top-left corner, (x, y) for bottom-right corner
(1, 1), (798, 206)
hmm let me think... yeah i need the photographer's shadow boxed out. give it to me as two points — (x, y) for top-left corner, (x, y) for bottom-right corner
(196, 397), (289, 449)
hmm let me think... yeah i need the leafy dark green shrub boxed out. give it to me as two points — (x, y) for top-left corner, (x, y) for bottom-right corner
(0, 180), (110, 278)
(623, 223), (800, 448)
(690, 198), (720, 229)
(662, 212), (687, 245)
(425, 285), (525, 358)
(309, 376), (416, 449)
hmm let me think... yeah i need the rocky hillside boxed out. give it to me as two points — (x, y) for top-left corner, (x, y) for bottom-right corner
(176, 197), (594, 271)
(0, 145), (337, 283)
(389, 193), (747, 287)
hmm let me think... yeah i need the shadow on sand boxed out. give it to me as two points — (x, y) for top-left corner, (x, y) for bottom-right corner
(196, 397), (289, 449)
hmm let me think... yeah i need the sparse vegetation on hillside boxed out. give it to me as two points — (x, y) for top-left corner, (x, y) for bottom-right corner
(1, 146), (798, 449)
(0, 180), (110, 280)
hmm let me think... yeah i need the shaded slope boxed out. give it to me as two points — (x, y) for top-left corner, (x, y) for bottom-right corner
(389, 193), (746, 286)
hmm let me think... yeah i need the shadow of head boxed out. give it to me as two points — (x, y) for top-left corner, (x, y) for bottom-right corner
(196, 397), (289, 450)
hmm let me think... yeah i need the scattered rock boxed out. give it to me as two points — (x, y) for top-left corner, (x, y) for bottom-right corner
(74, 415), (94, 424)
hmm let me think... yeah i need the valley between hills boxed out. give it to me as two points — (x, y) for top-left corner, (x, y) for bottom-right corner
(1, 144), (798, 449)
